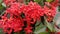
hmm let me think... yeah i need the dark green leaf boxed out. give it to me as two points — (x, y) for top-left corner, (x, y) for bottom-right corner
(0, 5), (3, 10)
(58, 6), (60, 12)
(34, 0), (44, 6)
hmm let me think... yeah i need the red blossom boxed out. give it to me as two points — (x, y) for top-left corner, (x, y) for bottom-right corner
(3, 0), (16, 5)
(0, 1), (57, 34)
(24, 26), (32, 34)
(56, 32), (60, 34)
(51, 0), (59, 7)
(44, 6), (56, 17)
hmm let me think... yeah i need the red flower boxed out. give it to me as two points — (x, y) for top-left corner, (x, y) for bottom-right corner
(0, 1), (57, 34)
(3, 0), (16, 5)
(24, 26), (32, 34)
(51, 0), (59, 7)
(56, 32), (60, 34)
(6, 2), (22, 16)
(44, 5), (56, 17)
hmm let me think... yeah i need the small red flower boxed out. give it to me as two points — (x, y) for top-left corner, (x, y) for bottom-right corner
(3, 0), (16, 5)
(56, 32), (60, 34)
(24, 26), (32, 34)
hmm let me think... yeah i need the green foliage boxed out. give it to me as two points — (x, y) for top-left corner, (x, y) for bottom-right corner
(34, 0), (41, 2)
(34, 21), (46, 34)
(46, 0), (53, 2)
(44, 17), (55, 32)
(39, 32), (50, 34)
(2, 3), (6, 7)
(0, 28), (3, 34)
(45, 22), (55, 32)
(58, 6), (60, 12)
(0, 5), (4, 10)
(0, 0), (2, 3)
(34, 17), (56, 34)
(0, 3), (6, 10)
(34, 0), (44, 6)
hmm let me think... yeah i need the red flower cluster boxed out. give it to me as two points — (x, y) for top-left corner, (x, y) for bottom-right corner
(45, 0), (59, 7)
(1, 17), (24, 34)
(44, 0), (58, 22)
(1, 2), (44, 34)
(44, 6), (56, 17)
(51, 0), (59, 7)
(3, 0), (25, 6)
(3, 0), (16, 5)
(0, 0), (57, 34)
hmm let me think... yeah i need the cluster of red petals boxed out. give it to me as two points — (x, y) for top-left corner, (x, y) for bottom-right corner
(44, 0), (58, 22)
(44, 5), (56, 17)
(0, 2), (44, 34)
(44, 5), (56, 22)
(3, 0), (16, 5)
(3, 0), (25, 6)
(0, 0), (57, 34)
(45, 0), (59, 7)
(1, 16), (24, 34)
(6, 2), (21, 16)
(56, 32), (60, 34)
(51, 0), (59, 7)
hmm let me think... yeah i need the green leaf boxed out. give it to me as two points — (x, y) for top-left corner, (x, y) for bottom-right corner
(0, 5), (3, 10)
(0, 28), (3, 34)
(34, 0), (41, 2)
(2, 3), (6, 7)
(34, 22), (46, 34)
(46, 0), (53, 2)
(0, 0), (2, 3)
(46, 23), (53, 32)
(39, 32), (50, 34)
(14, 31), (25, 34)
(34, 0), (44, 6)
(45, 20), (55, 32)
(14, 33), (17, 34)
(58, 6), (60, 12)
(0, 3), (6, 10)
